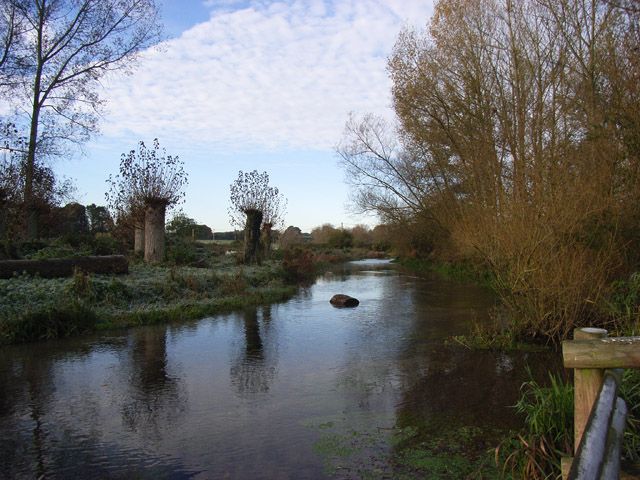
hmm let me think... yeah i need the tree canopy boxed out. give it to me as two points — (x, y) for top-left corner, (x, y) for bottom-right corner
(106, 139), (187, 215)
(228, 170), (286, 229)
(339, 0), (640, 340)
(0, 0), (162, 237)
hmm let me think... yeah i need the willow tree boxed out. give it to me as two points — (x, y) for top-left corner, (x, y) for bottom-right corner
(0, 0), (161, 239)
(106, 139), (187, 263)
(229, 170), (285, 264)
(340, 0), (640, 340)
(260, 187), (287, 259)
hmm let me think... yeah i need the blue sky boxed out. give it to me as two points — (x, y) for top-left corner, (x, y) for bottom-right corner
(56, 0), (434, 233)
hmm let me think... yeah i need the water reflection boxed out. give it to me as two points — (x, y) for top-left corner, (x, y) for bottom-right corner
(121, 327), (186, 436)
(0, 261), (560, 479)
(230, 306), (277, 398)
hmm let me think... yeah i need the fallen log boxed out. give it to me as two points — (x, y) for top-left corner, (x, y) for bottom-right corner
(0, 255), (129, 279)
(330, 294), (360, 308)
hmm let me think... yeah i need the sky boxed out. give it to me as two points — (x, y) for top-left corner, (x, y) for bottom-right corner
(55, 0), (435, 233)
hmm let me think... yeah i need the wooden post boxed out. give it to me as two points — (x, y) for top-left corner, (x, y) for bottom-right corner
(562, 332), (640, 479)
(572, 327), (608, 454)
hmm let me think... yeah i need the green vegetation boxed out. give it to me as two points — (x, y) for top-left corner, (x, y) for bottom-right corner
(0, 241), (297, 345)
(0, 235), (386, 345)
(396, 257), (495, 288)
(497, 370), (640, 479)
(306, 414), (502, 479)
(621, 369), (640, 463)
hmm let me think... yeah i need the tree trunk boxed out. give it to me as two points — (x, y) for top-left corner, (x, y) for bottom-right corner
(144, 200), (167, 263)
(134, 222), (145, 255)
(261, 223), (273, 260)
(243, 209), (263, 265)
(25, 7), (45, 240)
(25, 88), (42, 240)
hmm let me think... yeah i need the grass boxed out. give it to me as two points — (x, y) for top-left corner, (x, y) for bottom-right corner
(0, 239), (388, 345)
(396, 257), (496, 288)
(621, 368), (640, 463)
(496, 371), (573, 480)
(0, 258), (296, 345)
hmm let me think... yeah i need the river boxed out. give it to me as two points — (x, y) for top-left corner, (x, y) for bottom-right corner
(0, 260), (558, 479)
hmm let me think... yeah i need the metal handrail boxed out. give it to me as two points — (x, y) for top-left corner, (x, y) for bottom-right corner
(567, 370), (627, 480)
(562, 329), (639, 480)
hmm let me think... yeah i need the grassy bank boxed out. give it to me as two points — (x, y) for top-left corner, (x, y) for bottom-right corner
(395, 257), (495, 288)
(0, 257), (296, 345)
(0, 240), (389, 345)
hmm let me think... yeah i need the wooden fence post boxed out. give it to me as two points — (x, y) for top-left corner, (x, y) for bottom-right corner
(562, 331), (640, 479)
(572, 327), (608, 454)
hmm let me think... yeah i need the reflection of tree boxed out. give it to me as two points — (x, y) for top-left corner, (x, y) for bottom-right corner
(230, 306), (277, 398)
(0, 346), (57, 478)
(121, 327), (185, 435)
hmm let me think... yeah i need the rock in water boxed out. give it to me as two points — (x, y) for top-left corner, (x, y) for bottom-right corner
(330, 294), (360, 308)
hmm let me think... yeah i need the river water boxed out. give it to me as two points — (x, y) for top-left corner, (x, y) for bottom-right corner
(0, 260), (558, 479)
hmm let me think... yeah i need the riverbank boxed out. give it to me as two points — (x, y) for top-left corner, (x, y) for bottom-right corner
(396, 256), (640, 478)
(0, 255), (543, 479)
(395, 257), (496, 288)
(0, 258), (297, 345)
(0, 244), (390, 346)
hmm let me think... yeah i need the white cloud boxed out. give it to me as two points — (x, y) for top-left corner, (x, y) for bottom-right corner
(99, 0), (433, 152)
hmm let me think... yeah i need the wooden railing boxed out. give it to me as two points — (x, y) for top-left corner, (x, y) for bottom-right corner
(562, 328), (640, 479)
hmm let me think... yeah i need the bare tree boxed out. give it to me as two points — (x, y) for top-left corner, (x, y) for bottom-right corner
(228, 170), (286, 264)
(106, 139), (187, 263)
(0, 0), (21, 77)
(341, 0), (640, 340)
(1, 0), (161, 239)
(337, 113), (443, 225)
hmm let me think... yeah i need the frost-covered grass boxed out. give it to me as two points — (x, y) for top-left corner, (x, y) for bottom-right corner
(0, 259), (295, 344)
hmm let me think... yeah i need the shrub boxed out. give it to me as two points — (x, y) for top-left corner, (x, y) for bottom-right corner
(606, 272), (640, 335)
(28, 244), (78, 259)
(69, 267), (95, 300)
(93, 277), (131, 304)
(17, 240), (48, 258)
(165, 238), (199, 266)
(218, 269), (248, 295)
(327, 229), (353, 248)
(282, 247), (316, 283)
(92, 234), (124, 256)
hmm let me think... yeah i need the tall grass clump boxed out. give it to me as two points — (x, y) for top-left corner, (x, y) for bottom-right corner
(497, 371), (573, 479)
(606, 272), (640, 336)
